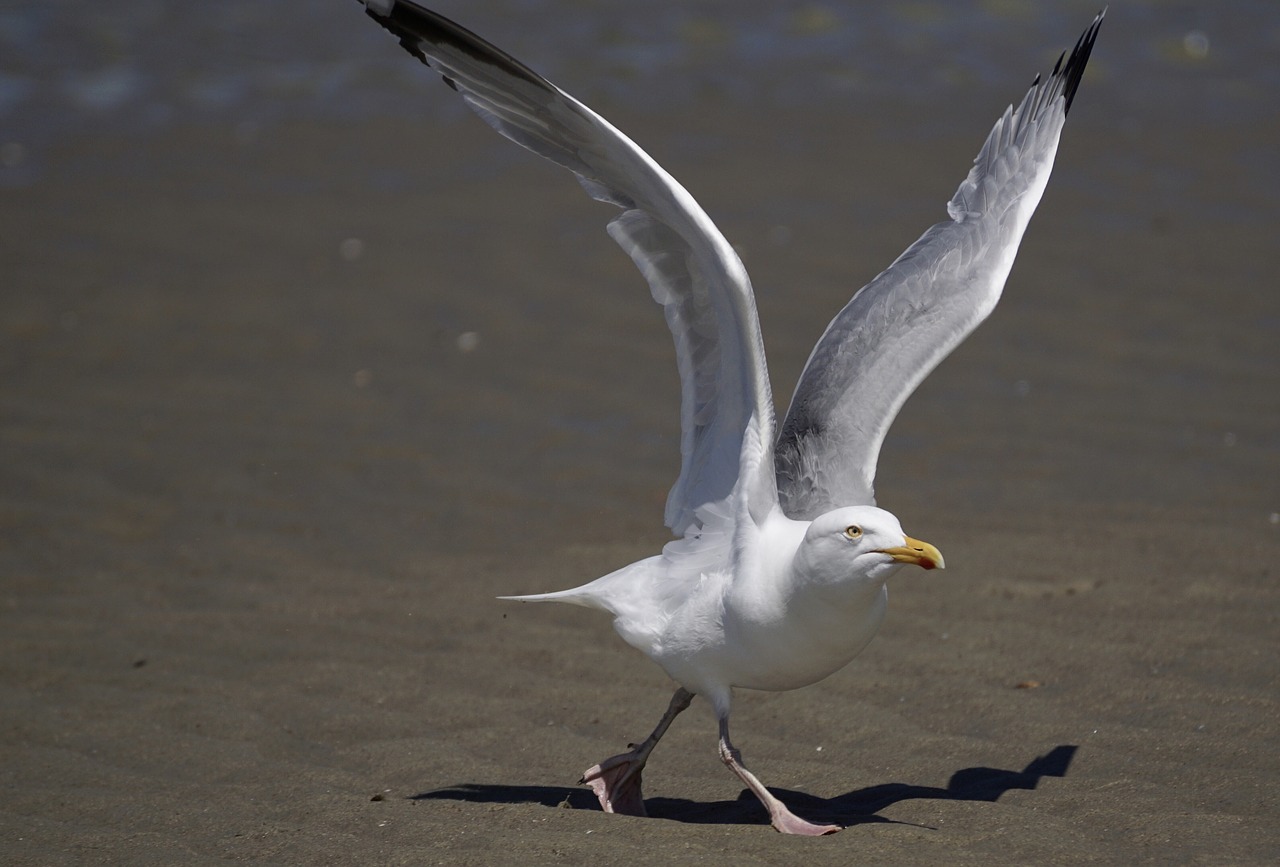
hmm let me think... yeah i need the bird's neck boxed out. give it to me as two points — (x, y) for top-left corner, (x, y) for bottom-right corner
(792, 524), (898, 614)
(734, 509), (890, 620)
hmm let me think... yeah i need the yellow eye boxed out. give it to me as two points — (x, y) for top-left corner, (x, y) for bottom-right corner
(844, 525), (862, 540)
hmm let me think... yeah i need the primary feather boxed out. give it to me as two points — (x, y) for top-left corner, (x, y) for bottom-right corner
(361, 0), (778, 538)
(775, 15), (1103, 517)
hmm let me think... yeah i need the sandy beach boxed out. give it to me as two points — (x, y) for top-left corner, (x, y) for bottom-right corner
(2, 2), (1277, 863)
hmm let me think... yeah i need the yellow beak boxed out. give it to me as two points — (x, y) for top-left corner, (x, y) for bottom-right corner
(878, 536), (945, 571)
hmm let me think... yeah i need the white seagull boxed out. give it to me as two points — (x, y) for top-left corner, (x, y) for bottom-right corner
(360, 1), (1103, 835)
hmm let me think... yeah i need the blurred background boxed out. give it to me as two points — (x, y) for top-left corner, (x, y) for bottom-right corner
(3, 0), (1275, 557)
(2, 2), (1277, 862)
(1, 1), (1275, 154)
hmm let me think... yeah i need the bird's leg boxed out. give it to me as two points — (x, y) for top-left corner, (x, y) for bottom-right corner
(717, 716), (841, 836)
(580, 687), (693, 817)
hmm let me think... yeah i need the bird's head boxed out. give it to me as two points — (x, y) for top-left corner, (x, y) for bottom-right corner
(799, 505), (945, 586)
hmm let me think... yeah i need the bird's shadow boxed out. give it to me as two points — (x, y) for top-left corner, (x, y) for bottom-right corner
(411, 744), (1077, 829)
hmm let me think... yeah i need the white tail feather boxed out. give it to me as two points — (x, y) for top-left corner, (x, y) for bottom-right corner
(498, 587), (608, 610)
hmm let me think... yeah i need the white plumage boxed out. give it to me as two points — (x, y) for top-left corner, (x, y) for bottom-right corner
(360, 1), (1103, 834)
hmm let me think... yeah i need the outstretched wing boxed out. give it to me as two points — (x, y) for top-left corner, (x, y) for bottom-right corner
(360, 0), (777, 536)
(775, 12), (1103, 519)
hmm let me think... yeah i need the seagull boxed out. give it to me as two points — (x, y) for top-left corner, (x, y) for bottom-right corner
(359, 1), (1103, 835)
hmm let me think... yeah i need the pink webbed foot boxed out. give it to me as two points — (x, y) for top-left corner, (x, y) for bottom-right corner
(768, 807), (841, 836)
(580, 688), (694, 818)
(580, 748), (648, 816)
(718, 716), (842, 835)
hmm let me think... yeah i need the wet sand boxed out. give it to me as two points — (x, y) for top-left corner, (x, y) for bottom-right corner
(2, 5), (1278, 864)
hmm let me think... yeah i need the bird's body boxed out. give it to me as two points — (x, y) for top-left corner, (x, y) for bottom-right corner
(358, 0), (1103, 834)
(527, 505), (909, 702)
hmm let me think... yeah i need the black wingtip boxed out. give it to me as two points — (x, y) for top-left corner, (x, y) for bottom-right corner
(359, 0), (554, 93)
(1059, 9), (1105, 115)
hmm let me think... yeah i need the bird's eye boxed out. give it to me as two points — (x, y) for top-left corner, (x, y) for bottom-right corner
(844, 525), (862, 540)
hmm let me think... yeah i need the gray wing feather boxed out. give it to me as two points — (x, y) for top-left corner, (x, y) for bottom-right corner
(361, 1), (778, 536)
(775, 11), (1103, 519)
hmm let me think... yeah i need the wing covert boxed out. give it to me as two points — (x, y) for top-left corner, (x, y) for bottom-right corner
(361, 1), (778, 535)
(774, 11), (1103, 519)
